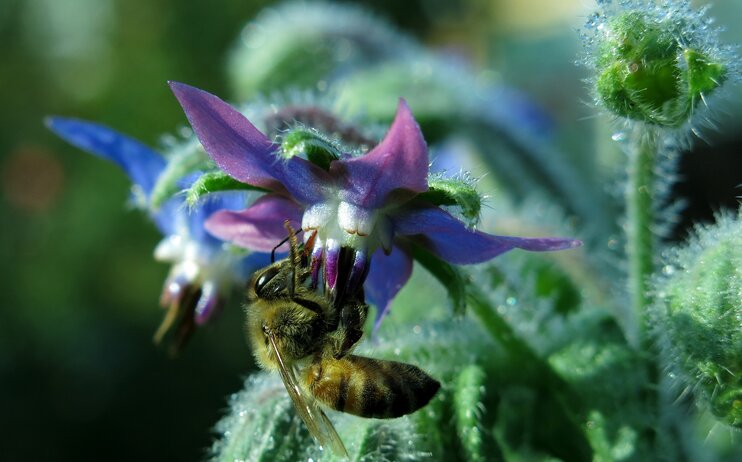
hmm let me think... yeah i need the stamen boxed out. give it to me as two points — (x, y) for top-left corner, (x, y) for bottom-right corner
(159, 273), (188, 307)
(324, 239), (341, 292)
(194, 280), (221, 325)
(310, 239), (324, 290)
(346, 249), (370, 295)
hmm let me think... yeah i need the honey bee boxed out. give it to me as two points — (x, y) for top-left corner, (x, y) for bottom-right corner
(246, 225), (440, 457)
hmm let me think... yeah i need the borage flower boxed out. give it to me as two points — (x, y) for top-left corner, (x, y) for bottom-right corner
(46, 117), (267, 352)
(169, 82), (581, 330)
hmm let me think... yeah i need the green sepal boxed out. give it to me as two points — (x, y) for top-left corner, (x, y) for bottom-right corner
(410, 243), (468, 315)
(684, 48), (726, 99)
(185, 170), (268, 207)
(418, 175), (482, 227)
(280, 127), (342, 171)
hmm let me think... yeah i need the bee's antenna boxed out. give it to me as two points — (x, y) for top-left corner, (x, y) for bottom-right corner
(271, 235), (291, 263)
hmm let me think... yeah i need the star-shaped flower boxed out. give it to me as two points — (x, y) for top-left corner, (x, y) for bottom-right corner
(169, 82), (581, 330)
(46, 117), (268, 352)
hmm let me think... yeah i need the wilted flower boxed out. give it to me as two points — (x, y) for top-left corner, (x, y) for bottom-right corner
(46, 117), (267, 352)
(169, 82), (581, 329)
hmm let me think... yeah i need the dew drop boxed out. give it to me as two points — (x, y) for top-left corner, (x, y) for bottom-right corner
(663, 265), (676, 275)
(178, 126), (193, 138)
(611, 131), (627, 141)
(506, 296), (517, 306)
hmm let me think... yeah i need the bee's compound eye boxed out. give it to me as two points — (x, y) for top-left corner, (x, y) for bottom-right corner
(255, 266), (281, 295)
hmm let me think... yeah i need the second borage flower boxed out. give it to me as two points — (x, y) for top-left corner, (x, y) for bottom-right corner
(169, 82), (581, 329)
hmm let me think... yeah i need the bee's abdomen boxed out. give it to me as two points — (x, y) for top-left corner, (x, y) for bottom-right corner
(306, 355), (440, 418)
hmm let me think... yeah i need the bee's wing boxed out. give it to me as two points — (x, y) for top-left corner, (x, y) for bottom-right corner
(267, 333), (349, 458)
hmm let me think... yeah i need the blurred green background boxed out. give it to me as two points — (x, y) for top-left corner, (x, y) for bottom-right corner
(1, 0), (741, 460)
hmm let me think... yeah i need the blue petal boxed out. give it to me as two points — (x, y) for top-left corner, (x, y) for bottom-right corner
(365, 245), (413, 334)
(152, 196), (183, 236)
(46, 117), (166, 195)
(393, 204), (581, 264)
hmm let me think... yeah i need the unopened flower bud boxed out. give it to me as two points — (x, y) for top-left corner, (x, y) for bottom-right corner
(653, 211), (742, 427)
(586, 2), (730, 126)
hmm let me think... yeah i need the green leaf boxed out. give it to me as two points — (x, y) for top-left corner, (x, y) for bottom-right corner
(410, 243), (468, 315)
(454, 365), (504, 462)
(211, 320), (502, 461)
(186, 171), (268, 207)
(227, 2), (412, 99)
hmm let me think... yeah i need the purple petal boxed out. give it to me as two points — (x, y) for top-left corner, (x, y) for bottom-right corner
(204, 194), (303, 252)
(46, 117), (165, 195)
(169, 82), (331, 204)
(331, 99), (429, 208)
(394, 204), (581, 264)
(346, 249), (370, 295)
(309, 242), (323, 289)
(188, 191), (249, 246)
(365, 245), (413, 333)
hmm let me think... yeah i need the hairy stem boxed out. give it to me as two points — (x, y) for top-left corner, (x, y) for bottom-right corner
(626, 125), (656, 347)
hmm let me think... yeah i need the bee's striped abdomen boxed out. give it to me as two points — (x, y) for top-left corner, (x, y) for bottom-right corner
(305, 355), (440, 418)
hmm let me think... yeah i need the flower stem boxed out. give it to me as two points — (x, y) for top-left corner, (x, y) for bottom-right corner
(626, 125), (656, 347)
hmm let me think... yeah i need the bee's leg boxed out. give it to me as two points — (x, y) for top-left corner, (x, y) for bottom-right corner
(322, 301), (368, 359)
(280, 220), (302, 297)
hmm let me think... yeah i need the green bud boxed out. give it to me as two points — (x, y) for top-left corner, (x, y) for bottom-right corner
(653, 211), (742, 428)
(589, 6), (728, 126)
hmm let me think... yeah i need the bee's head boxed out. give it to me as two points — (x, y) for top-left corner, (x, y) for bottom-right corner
(250, 261), (293, 300)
